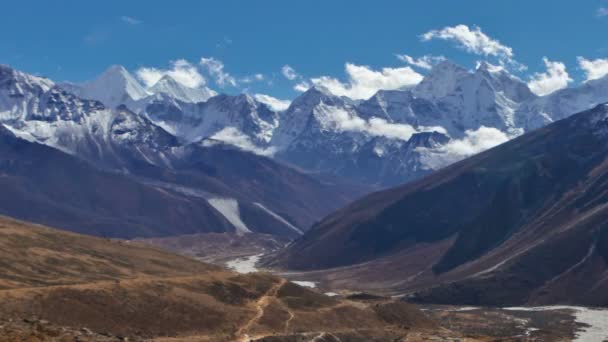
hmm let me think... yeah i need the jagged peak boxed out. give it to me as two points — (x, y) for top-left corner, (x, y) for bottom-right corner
(0, 64), (55, 92)
(413, 60), (470, 99)
(289, 86), (343, 110)
(152, 74), (180, 87)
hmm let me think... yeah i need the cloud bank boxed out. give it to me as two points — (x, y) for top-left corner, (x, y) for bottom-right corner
(204, 127), (276, 156)
(315, 104), (446, 141)
(420, 126), (512, 169)
(310, 63), (423, 100)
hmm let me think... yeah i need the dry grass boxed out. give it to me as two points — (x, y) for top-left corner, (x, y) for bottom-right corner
(0, 215), (458, 341)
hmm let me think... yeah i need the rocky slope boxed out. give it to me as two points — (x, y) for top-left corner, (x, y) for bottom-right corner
(268, 104), (608, 306)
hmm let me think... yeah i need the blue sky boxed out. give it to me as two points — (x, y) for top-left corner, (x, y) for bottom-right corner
(1, 0), (608, 101)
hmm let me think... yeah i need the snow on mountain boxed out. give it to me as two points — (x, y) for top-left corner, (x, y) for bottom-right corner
(145, 93), (279, 146)
(59, 66), (274, 151)
(149, 74), (216, 103)
(271, 86), (355, 148)
(0, 64), (360, 239)
(407, 61), (537, 137)
(7, 59), (608, 189)
(207, 197), (251, 235)
(0, 64), (178, 170)
(518, 74), (608, 127)
(270, 60), (608, 186)
(64, 65), (150, 110)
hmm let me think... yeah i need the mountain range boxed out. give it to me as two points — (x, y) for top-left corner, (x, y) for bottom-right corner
(269, 103), (608, 307)
(54, 61), (608, 187)
(2, 59), (608, 242)
(0, 64), (366, 239)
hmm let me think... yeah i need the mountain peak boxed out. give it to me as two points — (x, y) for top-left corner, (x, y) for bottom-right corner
(104, 64), (129, 74)
(149, 74), (216, 103)
(153, 74), (179, 86)
(0, 64), (55, 94)
(77, 65), (149, 107)
(413, 60), (470, 100)
(476, 61), (504, 73)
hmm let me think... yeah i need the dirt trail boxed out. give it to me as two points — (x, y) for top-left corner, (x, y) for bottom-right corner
(236, 278), (288, 341)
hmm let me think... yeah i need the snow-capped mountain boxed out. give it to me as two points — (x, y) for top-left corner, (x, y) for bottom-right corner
(1, 64), (178, 170)
(60, 66), (278, 151)
(268, 60), (608, 186)
(0, 64), (362, 239)
(9, 59), (608, 189)
(145, 93), (278, 146)
(406, 61), (538, 136)
(62, 65), (150, 110)
(148, 74), (216, 103)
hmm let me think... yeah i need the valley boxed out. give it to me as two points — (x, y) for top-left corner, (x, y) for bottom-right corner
(2, 10), (608, 338)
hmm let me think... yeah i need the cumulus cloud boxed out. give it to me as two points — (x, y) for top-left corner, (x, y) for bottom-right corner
(527, 57), (572, 96)
(254, 94), (291, 111)
(598, 7), (608, 17)
(240, 73), (265, 84)
(396, 54), (446, 70)
(578, 57), (608, 82)
(200, 57), (237, 87)
(315, 104), (446, 140)
(136, 59), (205, 88)
(419, 126), (511, 169)
(421, 25), (523, 69)
(282, 65), (299, 80)
(294, 81), (311, 92)
(310, 63), (423, 100)
(120, 16), (142, 25)
(421, 25), (513, 59)
(204, 127), (276, 156)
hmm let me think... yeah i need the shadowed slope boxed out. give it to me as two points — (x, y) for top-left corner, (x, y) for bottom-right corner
(269, 104), (608, 306)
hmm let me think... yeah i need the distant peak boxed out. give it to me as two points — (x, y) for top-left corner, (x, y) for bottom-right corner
(431, 60), (469, 73)
(413, 60), (470, 99)
(151, 74), (181, 89)
(300, 85), (336, 100)
(105, 64), (129, 74)
(476, 61), (504, 73)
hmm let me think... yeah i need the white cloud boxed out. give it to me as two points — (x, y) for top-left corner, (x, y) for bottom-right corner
(294, 81), (310, 92)
(578, 57), (608, 82)
(421, 25), (522, 69)
(120, 16), (142, 25)
(419, 126), (511, 169)
(315, 103), (446, 141)
(136, 59), (205, 88)
(204, 127), (276, 156)
(240, 73), (265, 84)
(396, 54), (446, 70)
(421, 25), (513, 59)
(527, 57), (572, 96)
(282, 65), (299, 80)
(598, 7), (608, 17)
(254, 94), (291, 111)
(200, 57), (237, 87)
(310, 63), (423, 100)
